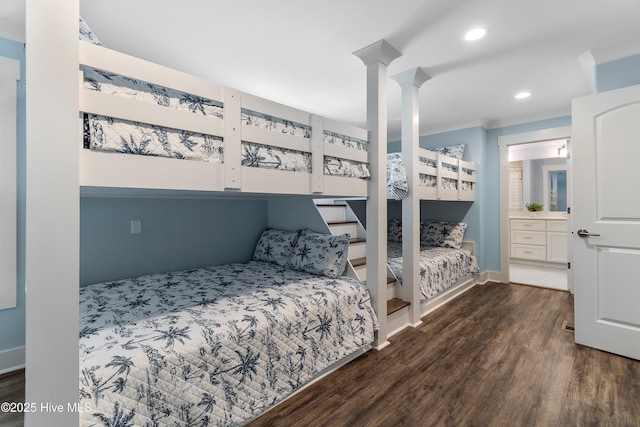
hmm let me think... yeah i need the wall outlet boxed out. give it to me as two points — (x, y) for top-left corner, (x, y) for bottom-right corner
(130, 220), (142, 234)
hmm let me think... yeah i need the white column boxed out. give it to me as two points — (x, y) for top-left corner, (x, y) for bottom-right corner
(354, 40), (401, 349)
(0, 57), (19, 310)
(391, 68), (431, 327)
(25, 1), (79, 425)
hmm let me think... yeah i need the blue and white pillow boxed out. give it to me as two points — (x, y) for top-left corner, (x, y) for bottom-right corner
(388, 218), (403, 242)
(79, 17), (102, 46)
(442, 222), (467, 249)
(286, 229), (349, 278)
(420, 221), (446, 247)
(430, 144), (465, 160)
(253, 228), (300, 266)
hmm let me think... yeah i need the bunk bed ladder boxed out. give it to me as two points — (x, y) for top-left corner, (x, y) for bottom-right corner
(314, 200), (410, 317)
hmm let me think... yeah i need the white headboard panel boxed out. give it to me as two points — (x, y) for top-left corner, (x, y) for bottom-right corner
(462, 241), (475, 254)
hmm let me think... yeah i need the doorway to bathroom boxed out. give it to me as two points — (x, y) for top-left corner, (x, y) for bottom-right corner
(498, 127), (572, 291)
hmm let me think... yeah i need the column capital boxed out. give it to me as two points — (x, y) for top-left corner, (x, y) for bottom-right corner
(353, 39), (402, 67)
(391, 67), (431, 89)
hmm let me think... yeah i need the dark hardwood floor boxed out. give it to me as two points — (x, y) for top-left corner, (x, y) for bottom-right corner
(1, 283), (638, 426)
(248, 283), (640, 427)
(0, 368), (24, 427)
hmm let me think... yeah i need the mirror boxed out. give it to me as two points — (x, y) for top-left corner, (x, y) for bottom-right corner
(544, 167), (567, 211)
(508, 139), (568, 213)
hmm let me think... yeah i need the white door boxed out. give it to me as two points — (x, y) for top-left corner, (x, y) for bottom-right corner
(572, 83), (640, 360)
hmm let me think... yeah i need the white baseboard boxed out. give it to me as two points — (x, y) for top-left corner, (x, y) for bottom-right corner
(475, 271), (504, 285)
(0, 346), (25, 375)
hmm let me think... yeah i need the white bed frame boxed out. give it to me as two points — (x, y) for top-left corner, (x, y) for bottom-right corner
(78, 41), (368, 197)
(416, 148), (476, 201)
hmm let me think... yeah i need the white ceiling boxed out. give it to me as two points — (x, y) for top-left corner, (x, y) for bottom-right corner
(3, 0), (640, 139)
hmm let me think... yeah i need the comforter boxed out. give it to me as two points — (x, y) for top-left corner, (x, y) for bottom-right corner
(387, 242), (479, 301)
(79, 261), (377, 426)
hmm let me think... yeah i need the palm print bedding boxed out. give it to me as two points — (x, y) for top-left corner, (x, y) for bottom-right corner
(82, 68), (370, 179)
(387, 241), (479, 301)
(79, 261), (377, 426)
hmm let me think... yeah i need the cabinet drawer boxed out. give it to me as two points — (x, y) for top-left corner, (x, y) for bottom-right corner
(511, 244), (547, 261)
(511, 219), (546, 231)
(547, 220), (567, 232)
(511, 230), (546, 245)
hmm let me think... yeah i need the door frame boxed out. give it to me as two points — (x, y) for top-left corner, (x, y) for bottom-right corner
(498, 126), (572, 286)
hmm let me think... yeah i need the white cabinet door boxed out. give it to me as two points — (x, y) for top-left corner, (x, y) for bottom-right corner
(572, 83), (640, 360)
(546, 232), (567, 263)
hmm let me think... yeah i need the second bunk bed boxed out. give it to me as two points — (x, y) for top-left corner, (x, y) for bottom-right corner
(386, 139), (480, 321)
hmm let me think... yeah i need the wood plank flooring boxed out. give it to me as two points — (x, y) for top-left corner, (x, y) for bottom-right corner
(248, 282), (640, 427)
(1, 283), (638, 426)
(0, 368), (25, 427)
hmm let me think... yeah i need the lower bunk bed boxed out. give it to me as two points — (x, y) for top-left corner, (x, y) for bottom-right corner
(79, 229), (378, 426)
(386, 219), (480, 318)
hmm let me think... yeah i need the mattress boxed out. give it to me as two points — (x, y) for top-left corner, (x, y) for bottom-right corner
(387, 241), (479, 301)
(82, 68), (370, 179)
(79, 260), (377, 426)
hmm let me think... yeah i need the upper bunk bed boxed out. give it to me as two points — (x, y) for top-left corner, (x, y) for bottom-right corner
(78, 23), (370, 198)
(386, 144), (476, 202)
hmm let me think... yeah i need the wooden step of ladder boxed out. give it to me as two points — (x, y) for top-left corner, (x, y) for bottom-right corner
(387, 298), (410, 315)
(327, 220), (359, 237)
(350, 257), (366, 267)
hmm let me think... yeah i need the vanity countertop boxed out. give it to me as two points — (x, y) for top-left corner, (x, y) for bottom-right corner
(510, 213), (567, 220)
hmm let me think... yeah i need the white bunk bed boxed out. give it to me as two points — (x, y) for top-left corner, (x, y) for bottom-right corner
(75, 23), (381, 427)
(386, 148), (476, 202)
(78, 42), (370, 198)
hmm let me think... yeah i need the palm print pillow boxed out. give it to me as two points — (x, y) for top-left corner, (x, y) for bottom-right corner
(253, 228), (300, 266)
(286, 229), (350, 278)
(430, 144), (465, 160)
(388, 218), (403, 242)
(420, 220), (446, 247)
(441, 222), (468, 249)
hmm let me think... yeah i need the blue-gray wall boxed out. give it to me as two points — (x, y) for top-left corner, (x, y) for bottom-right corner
(596, 53), (640, 93)
(0, 38), (25, 353)
(80, 197), (268, 286)
(387, 126), (487, 269)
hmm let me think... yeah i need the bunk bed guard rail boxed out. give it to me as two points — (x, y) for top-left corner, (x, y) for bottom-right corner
(78, 41), (369, 196)
(417, 149), (476, 201)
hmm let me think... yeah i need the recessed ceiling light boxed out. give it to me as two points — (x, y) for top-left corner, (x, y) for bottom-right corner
(515, 91), (531, 99)
(464, 28), (487, 41)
